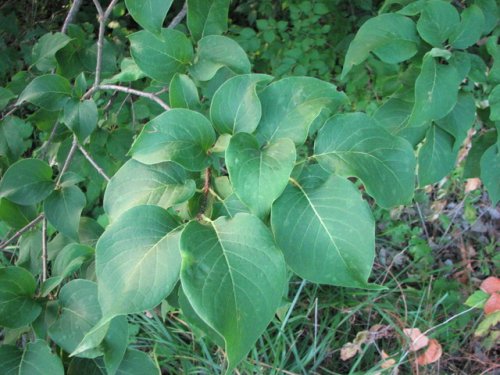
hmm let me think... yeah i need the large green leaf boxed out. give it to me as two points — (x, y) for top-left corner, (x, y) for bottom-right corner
(408, 54), (460, 128)
(0, 198), (36, 229)
(341, 13), (419, 78)
(474, 0), (498, 35)
(116, 350), (159, 375)
(129, 29), (193, 83)
(314, 113), (416, 208)
(53, 243), (94, 277)
(0, 158), (54, 206)
(190, 35), (251, 81)
(0, 345), (22, 375)
(480, 144), (500, 204)
(125, 0), (173, 34)
(417, 0), (460, 47)
(16, 74), (71, 111)
(104, 159), (196, 221)
(129, 109), (216, 171)
(31, 32), (71, 72)
(271, 166), (376, 288)
(62, 99), (98, 142)
(180, 213), (286, 374)
(226, 133), (296, 218)
(0, 87), (15, 111)
(169, 73), (201, 110)
(210, 74), (273, 134)
(187, 0), (230, 41)
(0, 266), (41, 328)
(96, 205), (181, 317)
(464, 131), (497, 178)
(418, 125), (456, 186)
(255, 77), (348, 145)
(44, 185), (86, 241)
(19, 340), (64, 375)
(489, 85), (500, 121)
(450, 5), (485, 49)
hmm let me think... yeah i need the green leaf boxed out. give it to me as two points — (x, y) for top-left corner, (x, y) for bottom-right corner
(489, 85), (500, 121)
(116, 349), (159, 375)
(125, 0), (173, 34)
(464, 290), (489, 308)
(169, 73), (201, 110)
(0, 159), (54, 205)
(32, 32), (71, 72)
(314, 113), (416, 208)
(0, 86), (15, 110)
(480, 144), (500, 204)
(129, 29), (193, 83)
(0, 198), (36, 229)
(49, 280), (102, 355)
(102, 58), (146, 84)
(178, 287), (224, 347)
(210, 74), (273, 134)
(190, 35), (251, 81)
(103, 159), (196, 221)
(0, 266), (41, 328)
(187, 0), (230, 41)
(19, 340), (64, 375)
(418, 125), (456, 186)
(52, 243), (94, 277)
(62, 99), (98, 142)
(341, 13), (419, 78)
(436, 92), (476, 150)
(0, 345), (22, 374)
(129, 109), (216, 171)
(44, 185), (86, 241)
(271, 166), (377, 288)
(0, 116), (33, 160)
(96, 205), (181, 317)
(450, 5), (485, 49)
(255, 77), (348, 145)
(180, 213), (286, 374)
(226, 133), (296, 218)
(17, 74), (71, 111)
(408, 54), (460, 128)
(474, 0), (499, 35)
(417, 0), (460, 47)
(464, 131), (497, 178)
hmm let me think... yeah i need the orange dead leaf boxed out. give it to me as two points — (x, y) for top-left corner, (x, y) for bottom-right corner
(464, 178), (481, 192)
(484, 293), (500, 315)
(416, 339), (442, 365)
(381, 350), (397, 369)
(403, 328), (429, 352)
(340, 342), (360, 361)
(480, 277), (500, 294)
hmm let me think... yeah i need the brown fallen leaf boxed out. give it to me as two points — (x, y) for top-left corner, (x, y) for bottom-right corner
(403, 328), (429, 352)
(381, 350), (397, 369)
(480, 276), (500, 294)
(465, 177), (481, 192)
(416, 339), (442, 365)
(484, 293), (500, 315)
(340, 342), (360, 361)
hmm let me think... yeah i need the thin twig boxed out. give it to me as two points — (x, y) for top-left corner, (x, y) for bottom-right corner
(41, 218), (48, 282)
(92, 0), (119, 86)
(56, 135), (78, 186)
(77, 144), (111, 182)
(0, 106), (17, 121)
(98, 84), (170, 110)
(61, 0), (83, 33)
(0, 213), (44, 250)
(168, 2), (187, 29)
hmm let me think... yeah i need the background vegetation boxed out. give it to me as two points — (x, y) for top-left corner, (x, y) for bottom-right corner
(0, 0), (498, 374)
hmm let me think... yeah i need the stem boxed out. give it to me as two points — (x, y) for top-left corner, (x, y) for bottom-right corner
(61, 0), (83, 33)
(98, 84), (170, 111)
(168, 2), (188, 29)
(41, 218), (48, 282)
(0, 214), (44, 250)
(77, 144), (111, 182)
(56, 135), (78, 187)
